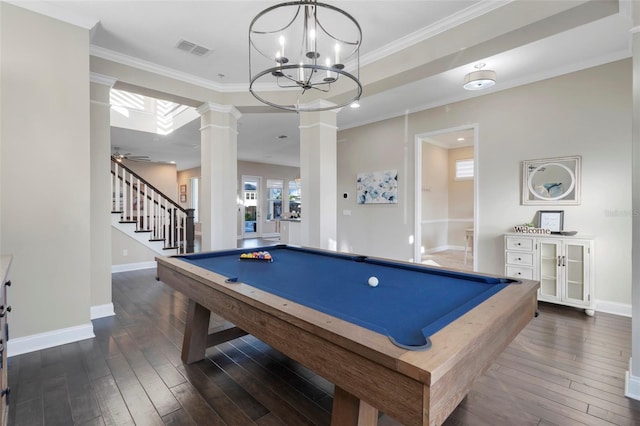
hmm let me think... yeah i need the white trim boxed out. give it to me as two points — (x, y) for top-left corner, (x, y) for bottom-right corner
(90, 72), (117, 87)
(199, 123), (239, 136)
(91, 303), (115, 319)
(421, 218), (474, 224)
(90, 99), (111, 108)
(299, 99), (340, 112)
(595, 299), (632, 317)
(8, 323), (95, 357)
(626, 358), (640, 401)
(261, 233), (280, 239)
(196, 102), (242, 120)
(423, 245), (465, 255)
(111, 261), (157, 273)
(91, 46), (227, 92)
(299, 122), (339, 131)
(359, 0), (512, 68)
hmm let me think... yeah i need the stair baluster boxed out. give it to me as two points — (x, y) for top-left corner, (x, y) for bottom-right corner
(110, 157), (194, 254)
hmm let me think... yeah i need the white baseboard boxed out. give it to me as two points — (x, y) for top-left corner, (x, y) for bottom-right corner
(626, 358), (640, 401)
(111, 261), (157, 273)
(595, 299), (631, 317)
(423, 245), (464, 255)
(8, 323), (95, 357)
(91, 303), (115, 319)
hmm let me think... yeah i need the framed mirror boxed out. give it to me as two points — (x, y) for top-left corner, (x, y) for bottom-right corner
(522, 155), (581, 205)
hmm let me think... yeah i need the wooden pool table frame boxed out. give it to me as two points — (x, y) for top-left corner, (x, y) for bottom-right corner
(156, 250), (539, 426)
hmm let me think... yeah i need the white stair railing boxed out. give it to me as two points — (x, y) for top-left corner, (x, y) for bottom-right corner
(111, 157), (194, 254)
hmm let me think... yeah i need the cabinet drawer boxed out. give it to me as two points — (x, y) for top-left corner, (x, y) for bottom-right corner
(506, 236), (534, 251)
(506, 266), (534, 280)
(506, 251), (534, 266)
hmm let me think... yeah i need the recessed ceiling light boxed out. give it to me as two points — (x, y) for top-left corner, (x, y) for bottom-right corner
(457, 137), (465, 141)
(169, 161), (176, 164)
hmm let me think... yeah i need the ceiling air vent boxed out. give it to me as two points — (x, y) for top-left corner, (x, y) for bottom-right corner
(176, 39), (212, 57)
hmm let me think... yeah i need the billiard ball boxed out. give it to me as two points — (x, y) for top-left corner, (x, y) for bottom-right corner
(368, 276), (379, 287)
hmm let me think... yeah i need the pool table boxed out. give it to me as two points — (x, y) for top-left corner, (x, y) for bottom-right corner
(156, 244), (539, 426)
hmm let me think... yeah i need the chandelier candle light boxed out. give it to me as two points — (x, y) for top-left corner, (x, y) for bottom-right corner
(249, 0), (362, 112)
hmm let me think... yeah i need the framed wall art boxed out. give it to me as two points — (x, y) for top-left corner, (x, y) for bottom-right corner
(356, 170), (398, 204)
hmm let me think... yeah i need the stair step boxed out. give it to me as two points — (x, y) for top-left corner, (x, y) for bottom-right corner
(111, 211), (123, 214)
(120, 220), (137, 224)
(163, 246), (179, 250)
(134, 230), (152, 233)
(149, 238), (165, 242)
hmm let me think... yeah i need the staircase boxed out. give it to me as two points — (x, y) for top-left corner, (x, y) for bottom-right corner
(111, 157), (194, 255)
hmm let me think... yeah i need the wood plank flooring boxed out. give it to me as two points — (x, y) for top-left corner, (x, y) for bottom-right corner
(7, 267), (640, 425)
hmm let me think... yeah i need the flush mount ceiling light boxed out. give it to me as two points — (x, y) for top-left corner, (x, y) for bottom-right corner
(249, 0), (362, 112)
(463, 63), (496, 91)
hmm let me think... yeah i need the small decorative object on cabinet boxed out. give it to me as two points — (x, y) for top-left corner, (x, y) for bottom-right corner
(504, 233), (594, 316)
(0, 255), (12, 426)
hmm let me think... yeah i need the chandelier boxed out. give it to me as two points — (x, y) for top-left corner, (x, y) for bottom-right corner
(249, 0), (362, 112)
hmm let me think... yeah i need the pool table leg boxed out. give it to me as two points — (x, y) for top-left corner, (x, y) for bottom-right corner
(182, 299), (210, 364)
(331, 386), (378, 425)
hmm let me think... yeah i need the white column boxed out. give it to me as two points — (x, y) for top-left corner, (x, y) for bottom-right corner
(299, 101), (339, 250)
(627, 2), (640, 401)
(197, 102), (241, 251)
(90, 72), (116, 319)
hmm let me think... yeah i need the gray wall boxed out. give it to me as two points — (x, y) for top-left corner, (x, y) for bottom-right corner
(1, 4), (93, 339)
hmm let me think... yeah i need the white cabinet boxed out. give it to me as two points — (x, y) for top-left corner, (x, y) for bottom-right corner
(504, 233), (594, 316)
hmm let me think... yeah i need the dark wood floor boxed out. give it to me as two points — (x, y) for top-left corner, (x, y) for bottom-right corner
(7, 266), (640, 425)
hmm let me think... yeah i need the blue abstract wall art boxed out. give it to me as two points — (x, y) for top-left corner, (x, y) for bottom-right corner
(356, 169), (398, 204)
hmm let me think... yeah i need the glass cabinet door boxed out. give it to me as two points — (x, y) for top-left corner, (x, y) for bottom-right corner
(565, 243), (587, 303)
(538, 241), (560, 300)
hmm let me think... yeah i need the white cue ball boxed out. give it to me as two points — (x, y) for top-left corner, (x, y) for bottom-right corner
(368, 276), (379, 287)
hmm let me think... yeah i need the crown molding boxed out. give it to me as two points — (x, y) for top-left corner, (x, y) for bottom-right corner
(90, 45), (229, 92)
(6, 0), (99, 29)
(359, 0), (513, 68)
(90, 72), (117, 87)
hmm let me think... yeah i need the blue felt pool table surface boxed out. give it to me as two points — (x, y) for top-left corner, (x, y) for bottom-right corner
(176, 245), (518, 350)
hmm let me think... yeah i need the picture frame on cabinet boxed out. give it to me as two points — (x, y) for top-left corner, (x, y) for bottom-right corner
(537, 210), (564, 233)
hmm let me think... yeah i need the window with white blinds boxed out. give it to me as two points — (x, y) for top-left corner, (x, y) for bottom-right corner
(455, 159), (474, 180)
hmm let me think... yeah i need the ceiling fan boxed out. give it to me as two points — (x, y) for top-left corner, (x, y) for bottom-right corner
(112, 147), (150, 162)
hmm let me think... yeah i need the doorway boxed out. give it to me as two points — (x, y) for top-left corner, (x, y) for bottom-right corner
(414, 125), (477, 270)
(242, 176), (261, 238)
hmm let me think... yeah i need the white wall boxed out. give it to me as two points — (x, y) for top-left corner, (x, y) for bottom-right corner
(111, 228), (158, 266)
(1, 4), (93, 340)
(337, 59), (632, 309)
(119, 158), (178, 202)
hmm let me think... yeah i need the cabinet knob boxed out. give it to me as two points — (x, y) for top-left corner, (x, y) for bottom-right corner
(516, 272), (521, 276)
(517, 257), (522, 261)
(4, 280), (10, 287)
